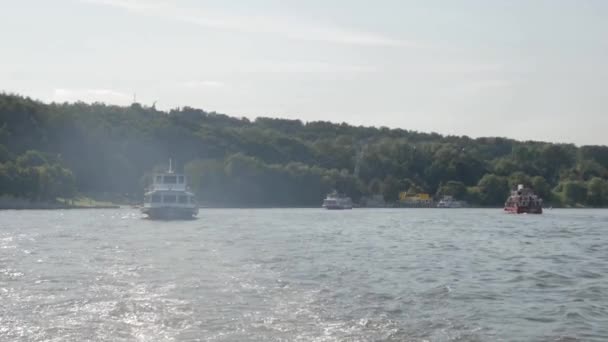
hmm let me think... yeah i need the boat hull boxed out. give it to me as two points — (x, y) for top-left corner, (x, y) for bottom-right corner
(437, 204), (464, 208)
(323, 205), (352, 210)
(504, 206), (543, 214)
(142, 206), (198, 220)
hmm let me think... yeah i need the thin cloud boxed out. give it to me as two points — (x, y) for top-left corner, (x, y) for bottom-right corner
(80, 0), (410, 47)
(470, 79), (511, 89)
(445, 79), (512, 98)
(79, 0), (164, 12)
(249, 61), (378, 73)
(181, 81), (225, 88)
(391, 62), (504, 75)
(53, 88), (131, 103)
(177, 61), (378, 74)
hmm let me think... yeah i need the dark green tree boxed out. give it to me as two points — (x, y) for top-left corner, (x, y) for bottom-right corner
(587, 177), (607, 207)
(477, 174), (510, 205)
(561, 181), (587, 205)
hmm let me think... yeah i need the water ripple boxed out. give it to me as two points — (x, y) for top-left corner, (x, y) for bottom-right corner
(1, 208), (608, 341)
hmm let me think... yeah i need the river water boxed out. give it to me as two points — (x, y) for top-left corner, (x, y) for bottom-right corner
(1, 208), (608, 341)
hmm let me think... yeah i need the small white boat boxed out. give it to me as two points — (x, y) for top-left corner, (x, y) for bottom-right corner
(141, 160), (199, 220)
(437, 196), (466, 208)
(322, 191), (353, 210)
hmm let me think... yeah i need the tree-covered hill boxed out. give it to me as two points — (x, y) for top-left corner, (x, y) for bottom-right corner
(1, 92), (607, 207)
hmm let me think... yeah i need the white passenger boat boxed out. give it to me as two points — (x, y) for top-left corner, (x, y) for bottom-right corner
(436, 196), (466, 208)
(141, 160), (198, 219)
(322, 191), (353, 210)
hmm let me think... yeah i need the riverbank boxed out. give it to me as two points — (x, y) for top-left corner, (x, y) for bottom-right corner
(0, 196), (120, 210)
(0, 195), (596, 210)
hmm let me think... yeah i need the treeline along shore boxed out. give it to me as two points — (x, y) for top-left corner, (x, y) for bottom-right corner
(1, 92), (608, 208)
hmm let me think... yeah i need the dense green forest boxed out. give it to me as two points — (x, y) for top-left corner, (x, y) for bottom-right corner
(1, 92), (608, 207)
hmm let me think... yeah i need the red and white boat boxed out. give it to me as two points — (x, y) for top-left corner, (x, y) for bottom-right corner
(504, 184), (543, 214)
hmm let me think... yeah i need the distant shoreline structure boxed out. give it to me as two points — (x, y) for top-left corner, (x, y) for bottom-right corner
(0, 200), (588, 210)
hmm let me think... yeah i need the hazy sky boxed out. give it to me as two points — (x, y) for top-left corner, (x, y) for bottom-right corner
(1, 0), (607, 145)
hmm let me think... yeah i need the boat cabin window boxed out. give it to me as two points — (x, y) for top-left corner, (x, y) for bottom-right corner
(144, 195), (150, 203)
(164, 175), (177, 184)
(163, 194), (177, 203)
(155, 175), (162, 183)
(179, 195), (188, 204)
(178, 175), (184, 184)
(151, 194), (161, 203)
